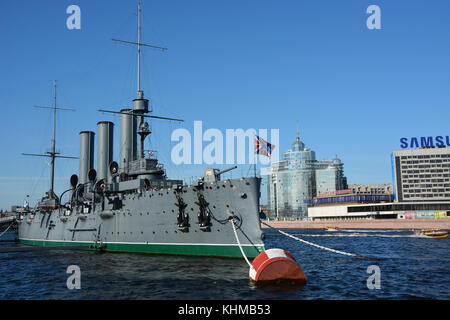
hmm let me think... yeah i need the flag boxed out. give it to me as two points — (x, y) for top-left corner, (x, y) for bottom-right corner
(255, 135), (275, 158)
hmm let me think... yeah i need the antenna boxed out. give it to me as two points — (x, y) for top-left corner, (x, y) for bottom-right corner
(107, 0), (179, 161)
(111, 0), (167, 98)
(22, 81), (78, 200)
(98, 109), (183, 122)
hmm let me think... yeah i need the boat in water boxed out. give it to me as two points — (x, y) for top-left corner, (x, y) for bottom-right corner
(325, 226), (340, 231)
(415, 229), (448, 239)
(16, 1), (265, 259)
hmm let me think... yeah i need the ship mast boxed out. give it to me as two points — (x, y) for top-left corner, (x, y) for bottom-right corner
(49, 80), (57, 195)
(138, 0), (142, 95)
(23, 81), (77, 200)
(108, 0), (182, 164)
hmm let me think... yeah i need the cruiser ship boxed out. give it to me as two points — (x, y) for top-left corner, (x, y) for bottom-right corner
(17, 1), (265, 258)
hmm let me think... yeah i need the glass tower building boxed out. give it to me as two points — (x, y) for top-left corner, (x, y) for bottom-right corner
(267, 135), (347, 219)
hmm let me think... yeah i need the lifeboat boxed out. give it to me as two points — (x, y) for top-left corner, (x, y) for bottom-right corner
(325, 226), (340, 231)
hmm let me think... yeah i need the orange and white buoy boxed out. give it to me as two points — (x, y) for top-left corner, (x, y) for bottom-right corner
(249, 248), (306, 286)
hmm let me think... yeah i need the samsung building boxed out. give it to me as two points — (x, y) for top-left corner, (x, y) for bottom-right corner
(392, 135), (450, 202)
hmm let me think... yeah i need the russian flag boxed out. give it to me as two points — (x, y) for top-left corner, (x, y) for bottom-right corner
(255, 135), (275, 158)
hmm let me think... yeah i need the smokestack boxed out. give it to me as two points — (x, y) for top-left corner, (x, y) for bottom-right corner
(97, 121), (114, 182)
(119, 109), (137, 171)
(79, 131), (95, 185)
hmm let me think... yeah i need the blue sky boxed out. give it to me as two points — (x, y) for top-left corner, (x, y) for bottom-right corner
(1, 0), (450, 210)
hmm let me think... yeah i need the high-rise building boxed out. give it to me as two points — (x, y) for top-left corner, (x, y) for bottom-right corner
(392, 146), (450, 202)
(267, 135), (347, 219)
(315, 158), (347, 195)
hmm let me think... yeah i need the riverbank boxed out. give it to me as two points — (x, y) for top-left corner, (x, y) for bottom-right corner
(261, 218), (450, 230)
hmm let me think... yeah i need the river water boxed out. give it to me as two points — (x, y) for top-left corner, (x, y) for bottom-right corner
(0, 228), (448, 300)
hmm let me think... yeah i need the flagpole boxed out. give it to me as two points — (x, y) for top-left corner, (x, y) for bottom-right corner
(254, 152), (256, 177)
(254, 135), (257, 177)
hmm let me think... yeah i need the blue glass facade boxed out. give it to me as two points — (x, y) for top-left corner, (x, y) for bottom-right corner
(267, 136), (347, 219)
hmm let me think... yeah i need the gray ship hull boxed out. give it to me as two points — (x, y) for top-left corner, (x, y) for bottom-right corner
(18, 177), (265, 258)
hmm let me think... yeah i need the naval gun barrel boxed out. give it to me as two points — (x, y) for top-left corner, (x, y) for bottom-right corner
(216, 166), (238, 177)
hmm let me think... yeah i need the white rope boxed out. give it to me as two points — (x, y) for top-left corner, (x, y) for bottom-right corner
(230, 219), (256, 272)
(277, 228), (360, 258)
(0, 222), (14, 238)
(262, 221), (368, 259)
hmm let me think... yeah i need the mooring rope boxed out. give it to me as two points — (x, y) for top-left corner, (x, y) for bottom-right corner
(230, 219), (256, 272)
(0, 222), (14, 238)
(261, 221), (380, 260)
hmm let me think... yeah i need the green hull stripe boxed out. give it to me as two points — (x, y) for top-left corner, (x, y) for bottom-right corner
(18, 238), (265, 258)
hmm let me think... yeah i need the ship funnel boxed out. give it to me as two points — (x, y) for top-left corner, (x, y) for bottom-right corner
(79, 131), (95, 185)
(119, 109), (137, 172)
(97, 121), (114, 182)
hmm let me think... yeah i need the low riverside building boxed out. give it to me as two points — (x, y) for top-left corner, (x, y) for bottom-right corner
(309, 200), (450, 221)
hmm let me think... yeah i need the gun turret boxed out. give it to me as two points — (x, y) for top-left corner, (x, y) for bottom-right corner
(203, 166), (237, 183)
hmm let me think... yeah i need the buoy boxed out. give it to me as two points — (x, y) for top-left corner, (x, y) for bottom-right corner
(249, 248), (306, 286)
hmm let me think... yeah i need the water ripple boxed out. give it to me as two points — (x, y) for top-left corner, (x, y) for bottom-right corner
(0, 229), (449, 299)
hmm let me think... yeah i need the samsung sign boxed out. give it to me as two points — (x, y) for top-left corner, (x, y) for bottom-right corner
(400, 136), (450, 149)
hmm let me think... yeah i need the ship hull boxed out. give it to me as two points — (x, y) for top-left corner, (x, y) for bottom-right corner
(17, 177), (265, 258)
(17, 239), (263, 258)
